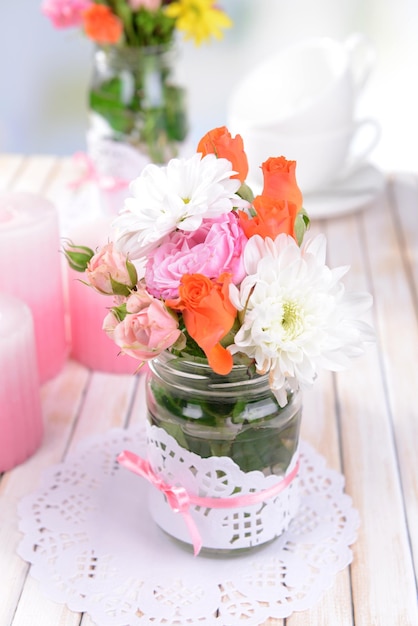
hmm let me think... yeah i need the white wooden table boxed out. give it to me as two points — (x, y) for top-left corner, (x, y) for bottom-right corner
(0, 154), (417, 625)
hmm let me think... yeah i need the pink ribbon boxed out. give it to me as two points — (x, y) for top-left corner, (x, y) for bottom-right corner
(68, 152), (130, 192)
(117, 449), (300, 556)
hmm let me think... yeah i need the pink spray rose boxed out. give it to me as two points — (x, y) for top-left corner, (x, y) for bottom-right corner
(86, 243), (137, 296)
(103, 290), (181, 361)
(41, 0), (92, 28)
(145, 212), (248, 299)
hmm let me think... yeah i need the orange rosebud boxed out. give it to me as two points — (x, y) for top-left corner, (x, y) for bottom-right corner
(238, 196), (298, 240)
(82, 4), (123, 44)
(166, 273), (236, 375)
(197, 126), (249, 183)
(260, 156), (303, 213)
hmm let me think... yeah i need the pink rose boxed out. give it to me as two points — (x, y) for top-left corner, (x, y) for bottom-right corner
(41, 0), (92, 28)
(145, 213), (248, 299)
(128, 0), (161, 10)
(103, 291), (181, 362)
(86, 243), (137, 296)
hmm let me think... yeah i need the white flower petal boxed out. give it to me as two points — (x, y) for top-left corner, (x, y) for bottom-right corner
(231, 234), (374, 401)
(112, 153), (244, 259)
(301, 232), (327, 263)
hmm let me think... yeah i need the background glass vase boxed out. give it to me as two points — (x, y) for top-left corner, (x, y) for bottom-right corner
(145, 352), (302, 554)
(88, 44), (189, 165)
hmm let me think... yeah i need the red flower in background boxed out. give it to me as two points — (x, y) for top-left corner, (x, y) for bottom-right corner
(82, 4), (123, 44)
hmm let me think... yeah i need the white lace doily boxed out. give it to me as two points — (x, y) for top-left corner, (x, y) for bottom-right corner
(18, 427), (359, 625)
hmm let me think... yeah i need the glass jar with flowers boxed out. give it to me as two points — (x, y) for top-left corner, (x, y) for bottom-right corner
(41, 1), (232, 187)
(64, 126), (374, 556)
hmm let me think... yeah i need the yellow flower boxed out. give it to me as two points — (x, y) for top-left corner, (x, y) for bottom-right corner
(164, 0), (232, 46)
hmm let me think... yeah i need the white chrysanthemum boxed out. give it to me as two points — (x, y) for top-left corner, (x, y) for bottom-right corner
(229, 233), (374, 406)
(112, 153), (247, 259)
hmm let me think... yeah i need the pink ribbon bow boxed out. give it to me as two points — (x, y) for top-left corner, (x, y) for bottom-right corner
(117, 449), (300, 556)
(68, 152), (130, 192)
(117, 451), (202, 555)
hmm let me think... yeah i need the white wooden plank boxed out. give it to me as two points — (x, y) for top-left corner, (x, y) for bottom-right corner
(0, 154), (25, 190)
(392, 173), (418, 295)
(8, 156), (59, 194)
(389, 172), (418, 311)
(288, 372), (354, 626)
(12, 576), (81, 626)
(325, 197), (418, 625)
(127, 371), (149, 429)
(40, 155), (88, 233)
(67, 371), (139, 448)
(369, 176), (418, 584)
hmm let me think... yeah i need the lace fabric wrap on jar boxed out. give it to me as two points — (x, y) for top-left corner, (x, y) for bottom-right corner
(144, 352), (302, 555)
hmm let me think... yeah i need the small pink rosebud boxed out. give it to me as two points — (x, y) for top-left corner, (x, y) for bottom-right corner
(104, 294), (181, 363)
(86, 242), (138, 296)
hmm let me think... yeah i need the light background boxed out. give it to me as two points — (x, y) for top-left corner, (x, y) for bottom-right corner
(1, 0), (418, 173)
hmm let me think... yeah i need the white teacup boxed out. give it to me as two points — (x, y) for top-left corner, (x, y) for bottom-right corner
(244, 118), (381, 194)
(228, 33), (376, 135)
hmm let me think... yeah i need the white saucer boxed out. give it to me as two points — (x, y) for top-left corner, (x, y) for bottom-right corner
(302, 163), (386, 219)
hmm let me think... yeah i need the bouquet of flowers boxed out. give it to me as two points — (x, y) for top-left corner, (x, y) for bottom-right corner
(65, 125), (374, 408)
(41, 0), (232, 47)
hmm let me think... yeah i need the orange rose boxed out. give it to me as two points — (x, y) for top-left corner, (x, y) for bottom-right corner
(238, 196), (298, 240)
(260, 157), (303, 212)
(166, 273), (236, 375)
(197, 126), (249, 183)
(82, 5), (123, 44)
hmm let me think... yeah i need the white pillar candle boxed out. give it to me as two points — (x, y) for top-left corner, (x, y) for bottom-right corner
(0, 294), (43, 472)
(0, 192), (68, 383)
(65, 215), (136, 374)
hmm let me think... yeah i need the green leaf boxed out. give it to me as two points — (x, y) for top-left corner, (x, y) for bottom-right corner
(111, 302), (127, 322)
(158, 420), (189, 450)
(62, 241), (94, 272)
(294, 207), (310, 246)
(163, 84), (188, 141)
(109, 276), (131, 296)
(236, 182), (254, 203)
(89, 78), (137, 135)
(126, 259), (138, 286)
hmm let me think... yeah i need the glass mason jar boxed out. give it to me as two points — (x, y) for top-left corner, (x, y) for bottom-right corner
(88, 44), (189, 165)
(145, 352), (302, 555)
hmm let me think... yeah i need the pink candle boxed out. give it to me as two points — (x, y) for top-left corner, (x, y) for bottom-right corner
(65, 215), (136, 374)
(0, 193), (68, 382)
(0, 294), (43, 472)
